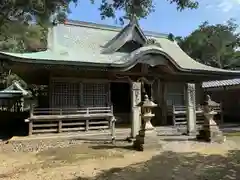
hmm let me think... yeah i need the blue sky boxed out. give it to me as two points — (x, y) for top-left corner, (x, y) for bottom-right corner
(68, 0), (240, 37)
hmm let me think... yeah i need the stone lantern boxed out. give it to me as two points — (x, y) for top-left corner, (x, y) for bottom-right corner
(133, 94), (160, 151)
(196, 95), (225, 143)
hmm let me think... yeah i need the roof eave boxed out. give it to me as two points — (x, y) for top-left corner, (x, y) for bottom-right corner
(1, 48), (240, 79)
(0, 53), (113, 69)
(108, 47), (240, 78)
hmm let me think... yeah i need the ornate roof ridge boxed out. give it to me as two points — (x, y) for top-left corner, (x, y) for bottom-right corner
(64, 19), (169, 38)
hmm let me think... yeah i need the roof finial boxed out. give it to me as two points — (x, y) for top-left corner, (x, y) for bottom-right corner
(127, 0), (139, 25)
(130, 14), (138, 25)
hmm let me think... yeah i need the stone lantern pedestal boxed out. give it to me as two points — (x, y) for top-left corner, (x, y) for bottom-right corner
(133, 95), (160, 151)
(196, 95), (226, 143)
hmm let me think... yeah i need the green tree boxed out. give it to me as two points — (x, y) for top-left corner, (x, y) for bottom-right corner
(177, 19), (240, 69)
(0, 0), (199, 27)
(0, 22), (47, 53)
(0, 0), (200, 88)
(0, 0), (201, 52)
(97, 0), (199, 23)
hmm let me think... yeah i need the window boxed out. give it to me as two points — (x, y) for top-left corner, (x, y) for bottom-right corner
(82, 83), (109, 107)
(50, 79), (109, 108)
(51, 81), (79, 108)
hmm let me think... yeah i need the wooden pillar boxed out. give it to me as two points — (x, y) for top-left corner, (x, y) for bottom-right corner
(58, 109), (62, 133)
(28, 121), (33, 135)
(130, 81), (141, 138)
(28, 103), (34, 135)
(151, 79), (161, 125)
(111, 116), (116, 145)
(58, 120), (62, 133)
(195, 83), (204, 105)
(185, 83), (197, 135)
(85, 108), (89, 131)
(220, 103), (224, 124)
(161, 81), (167, 125)
(85, 119), (89, 131)
(220, 88), (226, 124)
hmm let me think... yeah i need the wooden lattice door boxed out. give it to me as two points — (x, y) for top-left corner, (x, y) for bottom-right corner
(82, 82), (110, 107)
(50, 79), (110, 109)
(50, 79), (79, 108)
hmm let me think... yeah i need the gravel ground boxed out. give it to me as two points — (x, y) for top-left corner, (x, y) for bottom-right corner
(0, 136), (240, 180)
(0, 139), (85, 153)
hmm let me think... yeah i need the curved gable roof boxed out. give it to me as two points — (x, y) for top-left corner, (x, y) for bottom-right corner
(0, 20), (240, 78)
(101, 17), (147, 54)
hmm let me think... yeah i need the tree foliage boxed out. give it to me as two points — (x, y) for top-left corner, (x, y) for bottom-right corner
(0, 22), (48, 52)
(0, 0), (200, 25)
(97, 0), (199, 23)
(0, 0), (200, 52)
(0, 0), (68, 52)
(177, 19), (240, 69)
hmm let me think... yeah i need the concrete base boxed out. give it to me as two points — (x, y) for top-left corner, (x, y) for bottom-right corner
(196, 120), (226, 143)
(187, 130), (197, 136)
(133, 129), (161, 151)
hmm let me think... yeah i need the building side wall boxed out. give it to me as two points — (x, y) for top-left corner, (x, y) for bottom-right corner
(48, 77), (193, 126)
(204, 88), (240, 121)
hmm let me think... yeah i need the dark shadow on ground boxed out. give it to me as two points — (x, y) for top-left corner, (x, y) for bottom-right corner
(90, 144), (135, 151)
(0, 111), (29, 141)
(73, 150), (240, 180)
(69, 137), (134, 150)
(0, 135), (13, 142)
(160, 138), (197, 142)
(157, 134), (184, 137)
(71, 138), (128, 145)
(220, 124), (240, 128)
(72, 138), (127, 142)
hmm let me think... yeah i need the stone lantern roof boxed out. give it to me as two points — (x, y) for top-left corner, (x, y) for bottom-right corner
(138, 95), (157, 108)
(203, 95), (220, 107)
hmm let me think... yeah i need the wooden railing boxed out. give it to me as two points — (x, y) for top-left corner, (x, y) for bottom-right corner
(31, 106), (112, 115)
(25, 106), (114, 135)
(167, 105), (222, 127)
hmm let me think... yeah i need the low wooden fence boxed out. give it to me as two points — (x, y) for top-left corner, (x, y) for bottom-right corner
(25, 106), (114, 135)
(167, 104), (222, 127)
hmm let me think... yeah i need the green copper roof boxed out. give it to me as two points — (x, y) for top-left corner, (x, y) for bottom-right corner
(0, 49), (127, 65)
(1, 19), (240, 76)
(0, 81), (31, 98)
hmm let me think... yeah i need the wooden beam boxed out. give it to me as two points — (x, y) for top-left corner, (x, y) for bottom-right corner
(161, 80), (167, 125)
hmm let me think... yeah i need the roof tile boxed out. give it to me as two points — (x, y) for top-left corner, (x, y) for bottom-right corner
(202, 79), (240, 88)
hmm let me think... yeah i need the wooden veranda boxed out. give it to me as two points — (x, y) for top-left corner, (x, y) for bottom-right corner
(26, 106), (114, 135)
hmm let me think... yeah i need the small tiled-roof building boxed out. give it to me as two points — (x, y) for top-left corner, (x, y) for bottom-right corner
(202, 79), (240, 89)
(203, 79), (240, 122)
